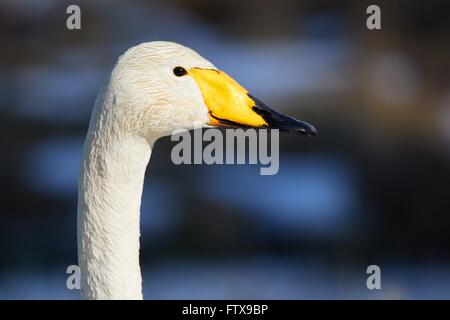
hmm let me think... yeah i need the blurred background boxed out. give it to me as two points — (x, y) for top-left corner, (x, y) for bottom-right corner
(1, 0), (450, 299)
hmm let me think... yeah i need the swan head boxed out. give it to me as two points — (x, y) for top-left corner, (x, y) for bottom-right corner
(107, 41), (317, 141)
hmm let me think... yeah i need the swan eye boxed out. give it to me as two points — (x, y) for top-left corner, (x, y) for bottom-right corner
(173, 66), (187, 77)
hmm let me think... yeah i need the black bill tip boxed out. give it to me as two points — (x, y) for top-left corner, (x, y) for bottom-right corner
(292, 120), (318, 138)
(271, 116), (318, 138)
(249, 94), (318, 138)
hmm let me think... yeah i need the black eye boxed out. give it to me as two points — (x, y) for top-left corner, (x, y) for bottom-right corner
(173, 66), (187, 77)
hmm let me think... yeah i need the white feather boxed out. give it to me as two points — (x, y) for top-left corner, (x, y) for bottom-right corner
(78, 42), (215, 299)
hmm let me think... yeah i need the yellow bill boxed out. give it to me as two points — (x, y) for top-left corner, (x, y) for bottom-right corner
(188, 67), (317, 137)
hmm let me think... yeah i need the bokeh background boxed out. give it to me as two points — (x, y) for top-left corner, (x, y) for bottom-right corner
(1, 0), (450, 299)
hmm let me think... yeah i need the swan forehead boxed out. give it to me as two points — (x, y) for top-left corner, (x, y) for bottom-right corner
(118, 41), (215, 70)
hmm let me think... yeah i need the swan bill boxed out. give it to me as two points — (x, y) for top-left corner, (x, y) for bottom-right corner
(188, 67), (317, 138)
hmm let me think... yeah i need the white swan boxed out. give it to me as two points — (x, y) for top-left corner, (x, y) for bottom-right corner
(77, 41), (316, 300)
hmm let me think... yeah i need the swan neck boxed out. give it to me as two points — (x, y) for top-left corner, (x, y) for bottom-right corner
(77, 126), (152, 299)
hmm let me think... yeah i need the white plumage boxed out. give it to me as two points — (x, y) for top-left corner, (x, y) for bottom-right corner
(77, 41), (316, 300)
(78, 42), (215, 299)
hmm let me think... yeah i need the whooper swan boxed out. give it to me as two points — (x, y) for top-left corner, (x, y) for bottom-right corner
(77, 41), (317, 300)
